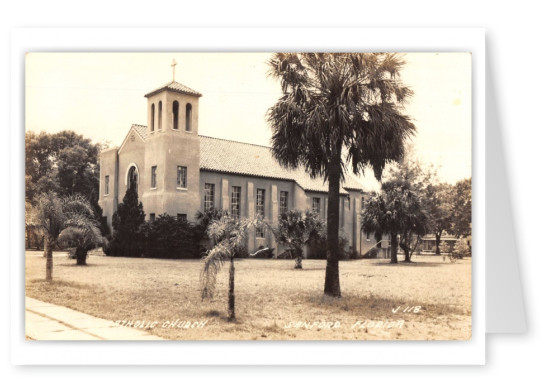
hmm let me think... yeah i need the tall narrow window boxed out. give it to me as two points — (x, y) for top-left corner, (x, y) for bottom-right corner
(185, 103), (192, 131)
(151, 166), (157, 188)
(256, 188), (265, 237)
(158, 101), (163, 129)
(204, 183), (215, 211)
(231, 186), (241, 218)
(127, 166), (138, 192)
(312, 197), (321, 213)
(172, 100), (179, 129)
(151, 103), (155, 132)
(280, 191), (288, 215)
(149, 213), (155, 221)
(177, 166), (187, 189)
(104, 175), (109, 195)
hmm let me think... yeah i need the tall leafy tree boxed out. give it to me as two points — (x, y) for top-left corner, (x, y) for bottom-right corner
(424, 182), (453, 254)
(25, 130), (100, 203)
(449, 178), (472, 238)
(109, 187), (145, 257)
(26, 131), (104, 247)
(267, 53), (415, 296)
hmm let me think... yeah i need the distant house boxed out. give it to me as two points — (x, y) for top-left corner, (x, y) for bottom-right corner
(99, 78), (379, 257)
(418, 233), (458, 253)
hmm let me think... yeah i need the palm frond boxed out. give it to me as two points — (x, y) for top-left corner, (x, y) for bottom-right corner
(267, 52), (416, 184)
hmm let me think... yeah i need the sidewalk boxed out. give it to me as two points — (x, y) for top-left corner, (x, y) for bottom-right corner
(25, 297), (163, 340)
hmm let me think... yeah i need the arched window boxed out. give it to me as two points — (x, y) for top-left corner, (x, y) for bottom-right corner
(172, 101), (179, 129)
(127, 165), (139, 192)
(158, 101), (162, 129)
(151, 103), (155, 132)
(185, 103), (192, 131)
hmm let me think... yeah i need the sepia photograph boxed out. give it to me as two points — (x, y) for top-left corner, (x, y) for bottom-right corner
(24, 52), (472, 341)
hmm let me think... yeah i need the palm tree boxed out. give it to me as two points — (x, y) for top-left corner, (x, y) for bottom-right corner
(361, 179), (428, 263)
(36, 192), (100, 279)
(200, 214), (259, 321)
(361, 192), (401, 263)
(267, 53), (416, 296)
(272, 210), (325, 269)
(58, 225), (105, 265)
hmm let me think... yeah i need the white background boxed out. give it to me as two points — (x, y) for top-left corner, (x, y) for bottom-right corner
(9, 27), (486, 367)
(1, 1), (549, 389)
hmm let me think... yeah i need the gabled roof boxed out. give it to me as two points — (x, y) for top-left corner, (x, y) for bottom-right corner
(144, 81), (202, 98)
(116, 124), (370, 194)
(117, 124), (147, 154)
(198, 135), (367, 194)
(131, 124), (148, 140)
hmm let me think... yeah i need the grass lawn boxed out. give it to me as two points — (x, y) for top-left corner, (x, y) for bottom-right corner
(25, 250), (471, 340)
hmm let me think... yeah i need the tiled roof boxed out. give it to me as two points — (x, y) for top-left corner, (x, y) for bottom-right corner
(198, 135), (367, 194)
(131, 124), (148, 140)
(144, 81), (202, 98)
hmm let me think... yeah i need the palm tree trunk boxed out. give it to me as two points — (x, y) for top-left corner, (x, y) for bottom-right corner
(294, 256), (303, 269)
(324, 155), (342, 297)
(228, 257), (236, 321)
(43, 236), (47, 257)
(46, 237), (53, 281)
(390, 233), (398, 264)
(75, 247), (87, 265)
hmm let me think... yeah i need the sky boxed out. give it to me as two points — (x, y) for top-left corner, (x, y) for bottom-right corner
(25, 52), (471, 188)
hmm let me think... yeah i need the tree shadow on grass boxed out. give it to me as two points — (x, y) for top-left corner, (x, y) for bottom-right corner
(28, 278), (93, 290)
(292, 267), (326, 271)
(58, 263), (102, 267)
(373, 261), (446, 267)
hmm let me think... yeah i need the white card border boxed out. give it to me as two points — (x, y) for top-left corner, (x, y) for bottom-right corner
(10, 27), (485, 365)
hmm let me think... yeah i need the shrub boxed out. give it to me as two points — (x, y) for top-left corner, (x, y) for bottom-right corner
(140, 214), (201, 259)
(250, 246), (274, 259)
(364, 247), (379, 259)
(234, 244), (249, 259)
(277, 249), (294, 259)
(308, 231), (350, 259)
(451, 238), (470, 259)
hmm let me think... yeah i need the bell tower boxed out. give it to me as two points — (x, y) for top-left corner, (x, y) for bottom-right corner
(141, 61), (202, 220)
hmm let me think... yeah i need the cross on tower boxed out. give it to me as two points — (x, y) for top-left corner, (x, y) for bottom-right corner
(171, 59), (177, 82)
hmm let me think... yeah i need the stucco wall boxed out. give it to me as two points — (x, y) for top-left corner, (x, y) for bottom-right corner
(199, 171), (296, 253)
(99, 147), (119, 229)
(141, 128), (201, 219)
(146, 90), (199, 134)
(117, 129), (146, 203)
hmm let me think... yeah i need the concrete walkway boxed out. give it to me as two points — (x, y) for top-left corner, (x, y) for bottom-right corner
(25, 297), (163, 340)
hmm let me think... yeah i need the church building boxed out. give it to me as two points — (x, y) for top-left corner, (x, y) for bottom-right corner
(99, 76), (378, 257)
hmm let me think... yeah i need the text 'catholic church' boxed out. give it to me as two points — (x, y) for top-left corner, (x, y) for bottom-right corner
(99, 74), (377, 257)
